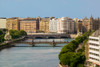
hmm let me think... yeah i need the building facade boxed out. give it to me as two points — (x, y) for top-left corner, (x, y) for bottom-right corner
(73, 18), (83, 33)
(20, 18), (39, 33)
(92, 18), (100, 31)
(82, 16), (100, 32)
(49, 18), (57, 33)
(6, 17), (39, 33)
(39, 18), (49, 33)
(0, 18), (6, 29)
(57, 17), (76, 34)
(87, 36), (100, 67)
(86, 30), (100, 67)
(6, 18), (20, 30)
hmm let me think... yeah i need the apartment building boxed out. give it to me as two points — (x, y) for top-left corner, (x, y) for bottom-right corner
(82, 16), (100, 32)
(0, 18), (6, 29)
(49, 18), (57, 33)
(73, 18), (83, 33)
(39, 18), (49, 33)
(20, 18), (39, 33)
(86, 30), (100, 67)
(6, 18), (20, 30)
(57, 17), (76, 34)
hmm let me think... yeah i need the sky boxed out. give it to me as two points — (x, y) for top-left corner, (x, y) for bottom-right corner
(0, 0), (100, 19)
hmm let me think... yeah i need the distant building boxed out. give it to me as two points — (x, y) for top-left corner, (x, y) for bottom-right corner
(6, 18), (20, 30)
(6, 17), (39, 33)
(82, 16), (100, 32)
(73, 18), (83, 33)
(39, 18), (49, 33)
(20, 18), (39, 33)
(49, 18), (57, 33)
(0, 18), (6, 29)
(57, 17), (76, 34)
(86, 30), (100, 67)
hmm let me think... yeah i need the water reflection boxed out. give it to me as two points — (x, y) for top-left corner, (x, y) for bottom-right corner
(0, 39), (73, 67)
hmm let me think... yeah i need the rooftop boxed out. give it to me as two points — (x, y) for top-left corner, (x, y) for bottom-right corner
(91, 29), (100, 37)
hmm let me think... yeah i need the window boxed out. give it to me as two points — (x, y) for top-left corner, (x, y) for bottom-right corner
(89, 38), (99, 41)
(89, 48), (99, 51)
(89, 57), (99, 61)
(89, 43), (99, 46)
(89, 52), (99, 56)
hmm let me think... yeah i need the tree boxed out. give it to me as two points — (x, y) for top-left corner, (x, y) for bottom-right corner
(9, 30), (27, 39)
(60, 52), (75, 65)
(0, 30), (3, 35)
(0, 34), (5, 43)
(19, 30), (27, 36)
(59, 32), (91, 67)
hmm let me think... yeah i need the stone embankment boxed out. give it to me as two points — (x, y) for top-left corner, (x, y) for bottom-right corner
(58, 63), (68, 67)
(0, 36), (25, 50)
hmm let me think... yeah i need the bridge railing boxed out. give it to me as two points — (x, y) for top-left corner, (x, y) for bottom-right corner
(25, 39), (72, 42)
(32, 39), (68, 42)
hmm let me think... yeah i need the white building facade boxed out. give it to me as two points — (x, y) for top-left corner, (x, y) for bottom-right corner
(88, 36), (100, 67)
(0, 18), (6, 29)
(57, 17), (76, 34)
(49, 18), (57, 33)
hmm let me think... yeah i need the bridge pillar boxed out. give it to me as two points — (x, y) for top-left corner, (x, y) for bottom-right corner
(45, 36), (48, 39)
(51, 40), (56, 47)
(31, 39), (35, 47)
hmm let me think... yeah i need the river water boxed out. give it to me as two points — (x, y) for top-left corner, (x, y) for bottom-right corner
(0, 39), (73, 67)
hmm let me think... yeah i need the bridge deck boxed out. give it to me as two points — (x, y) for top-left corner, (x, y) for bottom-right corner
(16, 41), (69, 46)
(15, 39), (70, 46)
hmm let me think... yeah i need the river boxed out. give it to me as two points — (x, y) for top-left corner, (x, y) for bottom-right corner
(0, 39), (73, 67)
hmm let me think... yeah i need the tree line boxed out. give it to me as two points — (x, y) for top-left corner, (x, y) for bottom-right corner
(9, 30), (27, 39)
(0, 29), (27, 43)
(0, 30), (5, 43)
(59, 31), (93, 67)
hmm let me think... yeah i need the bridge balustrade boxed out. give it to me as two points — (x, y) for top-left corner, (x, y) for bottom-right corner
(33, 39), (66, 42)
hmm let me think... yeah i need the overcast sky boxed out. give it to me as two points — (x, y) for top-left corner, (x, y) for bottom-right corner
(0, 0), (100, 19)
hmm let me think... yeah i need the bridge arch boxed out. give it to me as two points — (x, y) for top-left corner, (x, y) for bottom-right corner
(60, 36), (68, 39)
(35, 37), (44, 39)
(48, 36), (56, 39)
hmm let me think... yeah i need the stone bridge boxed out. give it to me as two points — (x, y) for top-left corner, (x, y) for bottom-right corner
(16, 39), (70, 47)
(26, 33), (71, 39)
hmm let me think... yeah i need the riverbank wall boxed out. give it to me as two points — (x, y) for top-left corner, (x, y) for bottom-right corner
(0, 42), (14, 50)
(0, 36), (25, 50)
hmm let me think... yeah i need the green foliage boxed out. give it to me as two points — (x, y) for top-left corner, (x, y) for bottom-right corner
(60, 52), (75, 65)
(59, 32), (92, 67)
(9, 30), (27, 39)
(60, 52), (86, 67)
(19, 30), (27, 36)
(0, 33), (5, 43)
(0, 30), (3, 35)
(77, 64), (84, 67)
(3, 29), (7, 31)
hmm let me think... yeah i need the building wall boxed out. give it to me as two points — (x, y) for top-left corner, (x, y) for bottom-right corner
(92, 18), (100, 31)
(6, 18), (20, 30)
(57, 17), (76, 34)
(82, 16), (100, 32)
(73, 18), (83, 33)
(39, 18), (49, 33)
(20, 20), (37, 33)
(49, 18), (57, 33)
(82, 17), (91, 32)
(0, 19), (6, 29)
(87, 36), (100, 66)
